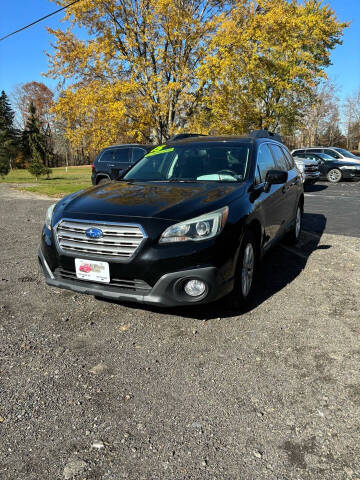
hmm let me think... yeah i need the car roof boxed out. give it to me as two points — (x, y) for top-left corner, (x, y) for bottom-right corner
(166, 135), (282, 146)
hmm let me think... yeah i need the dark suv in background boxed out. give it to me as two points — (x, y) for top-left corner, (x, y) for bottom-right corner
(91, 144), (153, 185)
(294, 151), (360, 183)
(39, 131), (304, 308)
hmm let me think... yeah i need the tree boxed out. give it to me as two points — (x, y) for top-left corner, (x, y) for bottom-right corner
(344, 89), (360, 151)
(297, 80), (344, 147)
(193, 0), (348, 136)
(23, 102), (51, 179)
(0, 90), (18, 175)
(12, 82), (54, 129)
(46, 0), (224, 149)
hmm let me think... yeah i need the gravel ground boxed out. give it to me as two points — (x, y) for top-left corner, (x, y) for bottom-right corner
(0, 182), (359, 480)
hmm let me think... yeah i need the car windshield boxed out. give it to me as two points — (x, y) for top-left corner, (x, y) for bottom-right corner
(333, 148), (359, 158)
(123, 143), (251, 182)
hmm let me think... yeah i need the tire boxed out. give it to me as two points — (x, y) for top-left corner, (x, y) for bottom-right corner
(227, 231), (257, 309)
(327, 168), (342, 183)
(284, 203), (302, 245)
(97, 178), (110, 185)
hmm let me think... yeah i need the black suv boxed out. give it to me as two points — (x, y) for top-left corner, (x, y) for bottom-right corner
(91, 144), (152, 185)
(39, 133), (304, 308)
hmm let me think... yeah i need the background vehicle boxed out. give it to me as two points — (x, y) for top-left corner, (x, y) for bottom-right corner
(292, 156), (320, 184)
(91, 144), (153, 185)
(39, 132), (304, 308)
(292, 147), (360, 164)
(294, 151), (360, 183)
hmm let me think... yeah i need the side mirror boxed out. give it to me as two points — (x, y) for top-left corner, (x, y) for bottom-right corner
(264, 170), (288, 191)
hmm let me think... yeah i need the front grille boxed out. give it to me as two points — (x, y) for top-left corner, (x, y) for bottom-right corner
(54, 267), (151, 293)
(55, 220), (146, 259)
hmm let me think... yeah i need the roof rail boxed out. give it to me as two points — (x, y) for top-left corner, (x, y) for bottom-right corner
(168, 133), (207, 141)
(249, 129), (283, 144)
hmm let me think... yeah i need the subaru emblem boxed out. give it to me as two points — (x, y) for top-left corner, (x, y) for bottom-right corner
(85, 227), (104, 239)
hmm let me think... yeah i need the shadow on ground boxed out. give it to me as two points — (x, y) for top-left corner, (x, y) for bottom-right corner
(304, 183), (328, 192)
(97, 213), (328, 321)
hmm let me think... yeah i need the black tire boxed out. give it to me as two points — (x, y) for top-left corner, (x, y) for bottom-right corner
(284, 203), (302, 245)
(327, 168), (342, 183)
(226, 231), (257, 309)
(97, 178), (110, 185)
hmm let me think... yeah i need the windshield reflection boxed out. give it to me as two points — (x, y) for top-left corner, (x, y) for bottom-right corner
(123, 144), (251, 183)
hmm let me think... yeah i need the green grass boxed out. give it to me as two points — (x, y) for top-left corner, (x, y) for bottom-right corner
(0, 166), (92, 197)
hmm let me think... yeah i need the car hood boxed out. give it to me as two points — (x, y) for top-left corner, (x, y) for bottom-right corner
(56, 181), (246, 222)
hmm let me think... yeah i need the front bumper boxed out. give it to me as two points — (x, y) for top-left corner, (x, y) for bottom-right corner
(38, 248), (233, 307)
(304, 171), (320, 184)
(340, 169), (360, 180)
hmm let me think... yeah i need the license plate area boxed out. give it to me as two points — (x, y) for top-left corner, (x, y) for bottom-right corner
(75, 258), (110, 283)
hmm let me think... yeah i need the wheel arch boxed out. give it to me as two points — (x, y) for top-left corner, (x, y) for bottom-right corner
(95, 173), (111, 184)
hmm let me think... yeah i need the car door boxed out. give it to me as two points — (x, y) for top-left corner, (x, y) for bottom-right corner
(110, 147), (131, 179)
(269, 144), (296, 230)
(251, 143), (284, 247)
(97, 148), (115, 177)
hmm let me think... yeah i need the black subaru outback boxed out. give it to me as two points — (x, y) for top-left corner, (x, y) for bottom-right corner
(39, 133), (304, 307)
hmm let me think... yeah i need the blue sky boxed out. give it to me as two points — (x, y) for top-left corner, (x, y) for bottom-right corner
(0, 0), (359, 102)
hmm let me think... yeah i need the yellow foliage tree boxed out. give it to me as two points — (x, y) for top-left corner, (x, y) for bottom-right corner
(192, 0), (348, 135)
(47, 0), (347, 152)
(46, 0), (222, 150)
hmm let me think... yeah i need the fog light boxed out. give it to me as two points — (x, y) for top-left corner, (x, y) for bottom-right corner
(184, 279), (206, 297)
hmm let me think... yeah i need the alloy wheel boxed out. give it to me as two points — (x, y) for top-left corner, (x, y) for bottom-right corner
(241, 243), (255, 298)
(295, 207), (302, 239)
(327, 169), (342, 183)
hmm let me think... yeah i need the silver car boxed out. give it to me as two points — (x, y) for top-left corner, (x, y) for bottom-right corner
(292, 156), (320, 184)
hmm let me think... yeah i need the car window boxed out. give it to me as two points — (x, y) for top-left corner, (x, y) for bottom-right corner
(304, 154), (317, 161)
(324, 149), (341, 159)
(281, 146), (295, 168)
(269, 144), (288, 171)
(132, 147), (147, 163)
(254, 166), (262, 185)
(99, 150), (114, 162)
(308, 149), (323, 154)
(257, 144), (276, 182)
(293, 149), (304, 155)
(113, 148), (130, 162)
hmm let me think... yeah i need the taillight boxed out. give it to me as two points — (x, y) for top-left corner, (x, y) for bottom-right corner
(91, 163), (95, 171)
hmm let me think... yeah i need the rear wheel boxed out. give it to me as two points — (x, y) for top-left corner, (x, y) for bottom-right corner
(327, 168), (342, 183)
(97, 177), (110, 185)
(284, 203), (302, 245)
(227, 231), (257, 308)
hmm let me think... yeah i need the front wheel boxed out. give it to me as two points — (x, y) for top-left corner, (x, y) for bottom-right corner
(227, 231), (257, 309)
(327, 168), (342, 183)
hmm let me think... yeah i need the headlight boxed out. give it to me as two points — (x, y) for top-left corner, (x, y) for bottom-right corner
(159, 206), (229, 243)
(45, 203), (56, 230)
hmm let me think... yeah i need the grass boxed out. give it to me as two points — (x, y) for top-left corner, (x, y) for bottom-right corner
(0, 166), (92, 197)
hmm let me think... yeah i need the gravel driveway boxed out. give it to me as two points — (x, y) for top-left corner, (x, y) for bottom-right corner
(0, 183), (359, 480)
